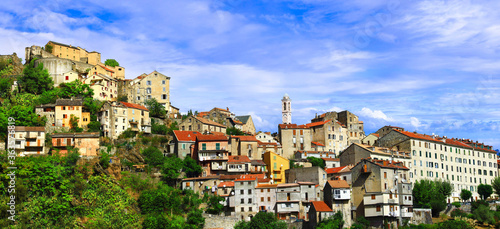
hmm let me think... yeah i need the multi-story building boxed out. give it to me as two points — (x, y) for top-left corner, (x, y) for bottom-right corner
(181, 175), (221, 195)
(311, 142), (326, 151)
(227, 155), (252, 174)
(377, 128), (498, 201)
(229, 135), (259, 159)
(275, 183), (301, 220)
(171, 130), (201, 159)
(257, 141), (282, 158)
(294, 151), (336, 160)
(218, 181), (235, 214)
(250, 160), (268, 174)
(311, 110), (366, 145)
(339, 143), (411, 168)
(322, 158), (340, 168)
(123, 71), (170, 109)
(263, 151), (290, 184)
(194, 135), (229, 176)
(51, 132), (100, 157)
(256, 183), (278, 212)
(234, 177), (258, 220)
(45, 41), (101, 65)
(179, 115), (227, 134)
(306, 119), (349, 154)
(285, 167), (327, 191)
(54, 98), (90, 128)
(234, 115), (256, 135)
(98, 101), (151, 139)
(351, 158), (412, 228)
(278, 124), (311, 159)
(325, 165), (354, 184)
(83, 73), (118, 101)
(13, 126), (46, 156)
(323, 180), (352, 227)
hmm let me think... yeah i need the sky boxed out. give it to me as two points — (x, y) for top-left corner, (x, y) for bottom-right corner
(1, 0), (499, 150)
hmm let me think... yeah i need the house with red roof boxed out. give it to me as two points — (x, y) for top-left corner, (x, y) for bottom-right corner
(377, 127), (498, 202)
(351, 158), (412, 228)
(256, 183), (278, 212)
(325, 165), (354, 183)
(229, 135), (260, 160)
(321, 157), (340, 169)
(172, 130), (201, 159)
(323, 180), (352, 227)
(227, 155), (252, 174)
(194, 134), (229, 176)
(308, 201), (334, 228)
(97, 101), (151, 139)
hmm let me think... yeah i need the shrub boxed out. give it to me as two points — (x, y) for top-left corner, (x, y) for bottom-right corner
(450, 208), (467, 218)
(119, 129), (137, 139)
(473, 205), (495, 224)
(471, 199), (488, 212)
(451, 202), (461, 208)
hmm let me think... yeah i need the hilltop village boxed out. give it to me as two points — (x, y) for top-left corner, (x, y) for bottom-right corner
(0, 41), (499, 229)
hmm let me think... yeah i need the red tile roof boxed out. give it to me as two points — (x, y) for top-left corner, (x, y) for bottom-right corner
(395, 130), (442, 143)
(258, 178), (271, 183)
(371, 133), (380, 137)
(173, 130), (201, 142)
(327, 180), (350, 189)
(369, 159), (409, 170)
(211, 131), (226, 136)
(228, 155), (251, 164)
(197, 135), (228, 141)
(305, 120), (331, 128)
(235, 177), (257, 182)
(322, 158), (340, 162)
(98, 64), (115, 72)
(220, 173), (265, 180)
(120, 102), (148, 111)
(256, 184), (278, 188)
(311, 201), (333, 212)
(218, 181), (234, 188)
(194, 116), (226, 128)
(278, 124), (307, 129)
(312, 141), (325, 147)
(197, 111), (209, 117)
(325, 166), (350, 174)
(232, 135), (258, 141)
(277, 183), (300, 188)
(445, 138), (473, 149)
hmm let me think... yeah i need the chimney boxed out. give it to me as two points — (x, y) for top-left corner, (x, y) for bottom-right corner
(226, 107), (229, 111)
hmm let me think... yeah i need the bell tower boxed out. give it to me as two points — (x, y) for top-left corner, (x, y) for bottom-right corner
(282, 93), (291, 124)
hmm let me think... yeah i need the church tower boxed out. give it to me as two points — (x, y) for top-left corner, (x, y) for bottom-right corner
(282, 93), (292, 124)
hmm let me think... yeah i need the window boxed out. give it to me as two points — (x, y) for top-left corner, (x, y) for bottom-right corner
(248, 198), (252, 204)
(146, 88), (151, 94)
(241, 207), (244, 212)
(240, 190), (244, 195)
(162, 80), (166, 84)
(371, 194), (376, 200)
(248, 189), (252, 194)
(162, 94), (167, 100)
(202, 143), (207, 151)
(384, 172), (387, 178)
(268, 197), (271, 201)
(146, 80), (151, 85)
(376, 205), (381, 212)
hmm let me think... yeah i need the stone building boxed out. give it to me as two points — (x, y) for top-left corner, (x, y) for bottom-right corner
(234, 115), (256, 135)
(179, 115), (226, 134)
(275, 183), (301, 220)
(285, 167), (327, 191)
(35, 103), (68, 133)
(171, 130), (201, 159)
(323, 180), (352, 227)
(308, 201), (334, 229)
(311, 110), (366, 146)
(13, 126), (46, 156)
(229, 135), (259, 160)
(194, 135), (230, 176)
(181, 176), (221, 195)
(257, 141), (283, 158)
(51, 132), (100, 157)
(339, 143), (411, 168)
(218, 181), (236, 214)
(256, 183), (278, 212)
(351, 158), (412, 228)
(377, 128), (498, 202)
(362, 133), (380, 146)
(325, 165), (354, 184)
(98, 101), (151, 139)
(306, 119), (349, 154)
(294, 151), (335, 160)
(278, 124), (311, 160)
(121, 71), (170, 110)
(45, 41), (101, 65)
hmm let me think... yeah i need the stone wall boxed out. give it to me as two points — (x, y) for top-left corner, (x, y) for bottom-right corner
(0, 53), (24, 76)
(411, 209), (432, 225)
(203, 213), (240, 229)
(25, 45), (56, 63)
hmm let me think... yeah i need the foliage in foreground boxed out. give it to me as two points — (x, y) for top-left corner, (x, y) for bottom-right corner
(234, 211), (287, 229)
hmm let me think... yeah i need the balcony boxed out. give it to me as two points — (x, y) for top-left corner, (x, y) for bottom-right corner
(401, 212), (413, 218)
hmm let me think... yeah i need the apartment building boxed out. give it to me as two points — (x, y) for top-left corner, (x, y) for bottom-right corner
(194, 135), (229, 176)
(229, 135), (259, 159)
(51, 132), (100, 157)
(278, 124), (311, 159)
(378, 129), (498, 201)
(351, 158), (412, 228)
(306, 119), (349, 154)
(311, 110), (366, 145)
(234, 177), (258, 220)
(45, 41), (101, 65)
(323, 180), (352, 227)
(83, 73), (118, 101)
(256, 184), (278, 212)
(263, 151), (290, 184)
(171, 130), (201, 159)
(124, 71), (171, 109)
(13, 126), (46, 156)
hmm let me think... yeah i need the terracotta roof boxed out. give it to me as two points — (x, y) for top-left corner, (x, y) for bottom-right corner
(277, 183), (300, 188)
(235, 177), (257, 182)
(311, 141), (325, 147)
(258, 141), (278, 146)
(228, 155), (251, 164)
(327, 180), (350, 189)
(14, 126), (45, 132)
(395, 130), (442, 143)
(369, 159), (409, 170)
(51, 132), (100, 138)
(197, 135), (228, 141)
(98, 64), (115, 73)
(214, 107), (230, 112)
(325, 165), (351, 174)
(211, 131), (226, 136)
(217, 181), (234, 188)
(258, 178), (271, 183)
(311, 201), (333, 212)
(256, 184), (278, 188)
(371, 133), (380, 137)
(197, 111), (209, 117)
(220, 174), (265, 180)
(278, 124), (307, 129)
(233, 119), (243, 125)
(194, 116), (226, 128)
(232, 135), (258, 141)
(120, 102), (148, 111)
(445, 138), (473, 149)
(48, 41), (78, 49)
(173, 130), (201, 142)
(359, 121), (364, 124)
(321, 158), (340, 162)
(251, 160), (266, 166)
(305, 120), (331, 128)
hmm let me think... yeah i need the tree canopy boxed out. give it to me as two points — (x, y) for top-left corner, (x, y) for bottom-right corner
(145, 98), (166, 118)
(104, 59), (120, 67)
(477, 184), (493, 200)
(492, 176), (500, 197)
(226, 127), (245, 136)
(307, 157), (325, 169)
(460, 189), (472, 202)
(234, 211), (287, 229)
(18, 59), (54, 95)
(412, 179), (453, 217)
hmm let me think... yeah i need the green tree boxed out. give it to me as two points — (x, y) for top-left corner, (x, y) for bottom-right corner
(69, 114), (83, 132)
(0, 77), (13, 98)
(234, 211), (287, 229)
(99, 151), (111, 169)
(18, 58), (54, 94)
(87, 121), (101, 133)
(183, 156), (203, 178)
(478, 184), (493, 200)
(307, 157), (325, 169)
(317, 211), (344, 229)
(104, 59), (120, 67)
(142, 146), (166, 167)
(492, 176), (500, 197)
(45, 44), (53, 53)
(117, 95), (128, 102)
(59, 80), (93, 98)
(473, 204), (496, 224)
(460, 189), (472, 203)
(186, 209), (205, 229)
(205, 195), (224, 214)
(161, 156), (183, 186)
(145, 98), (167, 118)
(412, 179), (453, 217)
(226, 127), (245, 136)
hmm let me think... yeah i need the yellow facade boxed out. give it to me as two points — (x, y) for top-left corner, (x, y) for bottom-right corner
(263, 151), (290, 184)
(55, 105), (88, 128)
(47, 41), (101, 65)
(128, 71), (170, 109)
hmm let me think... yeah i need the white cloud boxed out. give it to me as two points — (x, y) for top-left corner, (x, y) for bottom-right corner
(359, 108), (394, 122)
(410, 117), (422, 128)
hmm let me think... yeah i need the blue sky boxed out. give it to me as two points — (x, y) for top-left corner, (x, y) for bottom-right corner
(1, 0), (499, 150)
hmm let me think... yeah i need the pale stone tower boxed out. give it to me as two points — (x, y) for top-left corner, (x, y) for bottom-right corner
(282, 93), (292, 124)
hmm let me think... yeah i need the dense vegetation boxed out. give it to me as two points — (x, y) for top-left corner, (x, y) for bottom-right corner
(104, 59), (120, 67)
(234, 212), (287, 229)
(412, 179), (452, 217)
